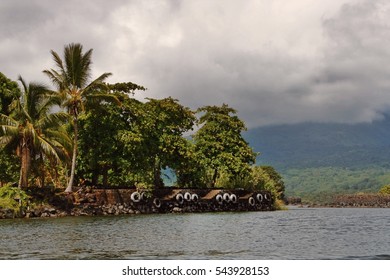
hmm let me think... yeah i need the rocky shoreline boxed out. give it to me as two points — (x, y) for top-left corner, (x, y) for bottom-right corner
(325, 193), (390, 208)
(286, 193), (390, 208)
(4, 188), (388, 219)
(0, 186), (274, 219)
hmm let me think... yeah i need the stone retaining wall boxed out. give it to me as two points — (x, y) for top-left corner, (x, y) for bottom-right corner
(0, 187), (274, 219)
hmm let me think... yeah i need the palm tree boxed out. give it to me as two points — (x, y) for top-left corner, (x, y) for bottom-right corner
(43, 43), (115, 192)
(0, 76), (70, 189)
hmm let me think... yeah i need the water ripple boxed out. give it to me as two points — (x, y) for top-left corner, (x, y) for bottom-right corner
(1, 208), (390, 259)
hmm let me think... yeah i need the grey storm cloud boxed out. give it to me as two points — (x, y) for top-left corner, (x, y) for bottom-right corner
(1, 0), (390, 127)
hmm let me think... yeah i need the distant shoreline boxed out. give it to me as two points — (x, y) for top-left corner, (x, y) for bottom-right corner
(287, 193), (390, 208)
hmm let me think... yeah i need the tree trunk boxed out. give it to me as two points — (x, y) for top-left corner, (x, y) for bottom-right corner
(211, 168), (218, 188)
(91, 171), (98, 186)
(65, 115), (78, 193)
(39, 153), (45, 188)
(18, 143), (31, 189)
(154, 156), (163, 188)
(102, 165), (108, 188)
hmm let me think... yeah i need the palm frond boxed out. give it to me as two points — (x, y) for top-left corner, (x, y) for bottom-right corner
(45, 128), (72, 153)
(63, 43), (92, 88)
(34, 135), (61, 163)
(0, 114), (19, 147)
(0, 113), (18, 127)
(0, 124), (19, 136)
(0, 135), (16, 146)
(36, 93), (62, 118)
(43, 69), (65, 91)
(86, 72), (112, 90)
(39, 112), (70, 129)
(17, 76), (29, 97)
(50, 50), (65, 74)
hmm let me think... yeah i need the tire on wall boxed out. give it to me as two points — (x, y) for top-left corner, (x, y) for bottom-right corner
(230, 194), (238, 204)
(176, 193), (184, 205)
(215, 194), (223, 205)
(248, 196), (255, 206)
(131, 191), (141, 203)
(191, 193), (199, 202)
(223, 192), (231, 202)
(256, 193), (263, 203)
(184, 192), (192, 202)
(153, 198), (161, 208)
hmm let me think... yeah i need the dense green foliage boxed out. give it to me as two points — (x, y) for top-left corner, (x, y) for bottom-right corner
(252, 166), (285, 200)
(0, 150), (19, 187)
(0, 73), (21, 186)
(77, 85), (145, 187)
(283, 166), (390, 202)
(0, 184), (29, 211)
(1, 43), (285, 207)
(1, 72), (20, 115)
(131, 97), (196, 188)
(193, 104), (257, 188)
(0, 76), (70, 189)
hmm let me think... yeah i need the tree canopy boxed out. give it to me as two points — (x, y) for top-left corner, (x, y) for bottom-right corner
(193, 104), (257, 188)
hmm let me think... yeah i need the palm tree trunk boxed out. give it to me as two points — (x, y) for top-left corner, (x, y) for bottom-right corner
(18, 143), (31, 189)
(39, 153), (45, 188)
(65, 116), (78, 193)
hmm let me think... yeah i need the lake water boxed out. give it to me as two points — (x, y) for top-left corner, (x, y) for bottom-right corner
(0, 207), (389, 259)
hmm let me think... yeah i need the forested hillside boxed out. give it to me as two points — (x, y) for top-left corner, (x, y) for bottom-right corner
(244, 117), (390, 200)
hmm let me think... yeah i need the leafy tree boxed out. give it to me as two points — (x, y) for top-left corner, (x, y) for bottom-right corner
(0, 149), (19, 187)
(193, 104), (257, 188)
(43, 43), (116, 192)
(251, 166), (285, 200)
(77, 83), (145, 187)
(259, 166), (285, 200)
(1, 72), (20, 115)
(0, 73), (20, 186)
(120, 97), (196, 187)
(0, 76), (70, 189)
(174, 139), (208, 188)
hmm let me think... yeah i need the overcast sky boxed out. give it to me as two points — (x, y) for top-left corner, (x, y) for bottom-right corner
(2, 0), (390, 127)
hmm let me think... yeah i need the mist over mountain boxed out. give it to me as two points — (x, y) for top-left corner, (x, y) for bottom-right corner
(245, 116), (390, 170)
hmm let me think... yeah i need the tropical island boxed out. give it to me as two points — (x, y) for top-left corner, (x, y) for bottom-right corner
(0, 43), (285, 218)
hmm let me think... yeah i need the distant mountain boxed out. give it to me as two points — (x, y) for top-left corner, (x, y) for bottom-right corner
(244, 116), (390, 170)
(243, 117), (390, 199)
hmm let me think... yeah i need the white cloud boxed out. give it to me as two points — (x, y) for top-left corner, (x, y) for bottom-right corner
(2, 0), (390, 127)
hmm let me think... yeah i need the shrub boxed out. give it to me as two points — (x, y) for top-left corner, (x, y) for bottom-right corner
(0, 184), (29, 211)
(379, 185), (390, 195)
